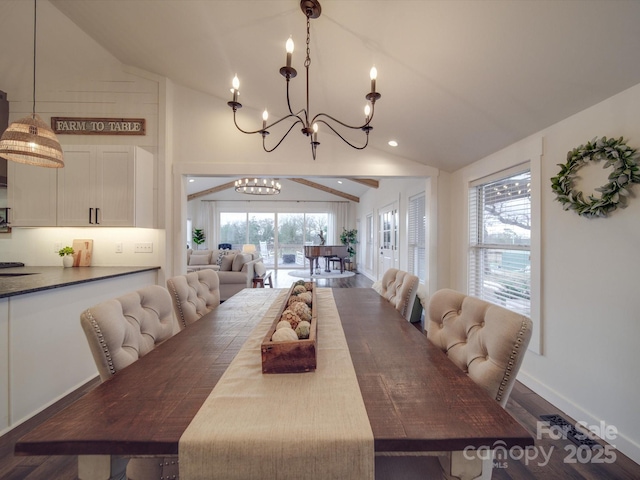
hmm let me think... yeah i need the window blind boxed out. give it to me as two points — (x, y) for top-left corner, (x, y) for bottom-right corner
(468, 167), (531, 316)
(408, 193), (426, 283)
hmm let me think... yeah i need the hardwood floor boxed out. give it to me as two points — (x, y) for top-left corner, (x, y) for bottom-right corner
(1, 271), (638, 479)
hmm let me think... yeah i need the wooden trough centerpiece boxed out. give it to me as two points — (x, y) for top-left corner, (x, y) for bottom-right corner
(261, 281), (317, 373)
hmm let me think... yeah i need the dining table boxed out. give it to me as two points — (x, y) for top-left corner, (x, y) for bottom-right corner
(14, 287), (533, 479)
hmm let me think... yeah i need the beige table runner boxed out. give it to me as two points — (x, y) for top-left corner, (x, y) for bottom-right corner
(179, 288), (374, 480)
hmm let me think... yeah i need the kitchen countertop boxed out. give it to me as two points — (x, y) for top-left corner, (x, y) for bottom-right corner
(0, 266), (160, 299)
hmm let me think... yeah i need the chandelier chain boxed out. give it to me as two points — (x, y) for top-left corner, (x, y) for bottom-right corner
(305, 15), (311, 69)
(32, 0), (37, 116)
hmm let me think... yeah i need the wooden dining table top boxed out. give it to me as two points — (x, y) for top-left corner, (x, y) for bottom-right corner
(15, 287), (533, 457)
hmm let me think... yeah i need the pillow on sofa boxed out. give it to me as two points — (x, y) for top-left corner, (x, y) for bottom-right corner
(216, 250), (231, 266)
(190, 250), (212, 263)
(220, 254), (236, 271)
(232, 253), (252, 272)
(189, 255), (211, 266)
(254, 262), (266, 277)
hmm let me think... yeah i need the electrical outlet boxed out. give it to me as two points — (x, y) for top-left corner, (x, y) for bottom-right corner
(54, 242), (62, 253)
(134, 242), (153, 253)
(115, 242), (123, 253)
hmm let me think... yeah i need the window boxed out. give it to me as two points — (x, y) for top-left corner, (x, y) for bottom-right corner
(219, 212), (247, 248)
(468, 165), (531, 317)
(218, 210), (329, 269)
(365, 213), (374, 272)
(408, 193), (426, 283)
(278, 213), (305, 266)
(187, 218), (193, 249)
(248, 213), (275, 262)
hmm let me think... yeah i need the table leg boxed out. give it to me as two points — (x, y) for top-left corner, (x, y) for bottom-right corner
(78, 455), (128, 480)
(441, 450), (493, 480)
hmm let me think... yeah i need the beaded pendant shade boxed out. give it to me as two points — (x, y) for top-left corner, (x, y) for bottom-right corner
(0, 0), (64, 168)
(0, 114), (64, 167)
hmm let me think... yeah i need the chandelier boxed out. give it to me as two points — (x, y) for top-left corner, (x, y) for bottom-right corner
(0, 0), (64, 168)
(235, 178), (282, 195)
(227, 0), (381, 160)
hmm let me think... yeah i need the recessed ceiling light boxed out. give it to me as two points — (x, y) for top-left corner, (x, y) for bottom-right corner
(388, 140), (398, 147)
(337, 180), (343, 184)
(188, 178), (195, 183)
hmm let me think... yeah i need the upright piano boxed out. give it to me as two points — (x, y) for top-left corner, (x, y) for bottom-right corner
(304, 245), (349, 276)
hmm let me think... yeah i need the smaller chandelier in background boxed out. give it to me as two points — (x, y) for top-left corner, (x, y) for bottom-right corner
(235, 178), (282, 195)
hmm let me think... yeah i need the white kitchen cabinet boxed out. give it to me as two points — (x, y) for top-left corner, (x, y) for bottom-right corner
(9, 145), (153, 227)
(7, 162), (57, 227)
(57, 145), (153, 227)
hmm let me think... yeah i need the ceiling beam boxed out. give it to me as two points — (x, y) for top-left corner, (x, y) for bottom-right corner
(290, 178), (360, 203)
(349, 178), (379, 189)
(188, 178), (362, 203)
(187, 180), (236, 201)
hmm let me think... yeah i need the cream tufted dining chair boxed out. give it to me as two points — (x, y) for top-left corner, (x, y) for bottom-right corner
(378, 268), (420, 322)
(426, 288), (532, 407)
(80, 284), (180, 480)
(166, 269), (220, 329)
(376, 288), (533, 480)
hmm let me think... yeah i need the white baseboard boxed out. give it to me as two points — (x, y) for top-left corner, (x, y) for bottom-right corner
(517, 370), (640, 466)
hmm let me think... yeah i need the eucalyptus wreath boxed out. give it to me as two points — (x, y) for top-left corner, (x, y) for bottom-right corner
(550, 136), (640, 218)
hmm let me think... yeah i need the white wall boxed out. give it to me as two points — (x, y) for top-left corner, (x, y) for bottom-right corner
(357, 177), (436, 280)
(450, 82), (640, 464)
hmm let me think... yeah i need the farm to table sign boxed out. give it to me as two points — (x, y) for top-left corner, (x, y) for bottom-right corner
(51, 117), (145, 135)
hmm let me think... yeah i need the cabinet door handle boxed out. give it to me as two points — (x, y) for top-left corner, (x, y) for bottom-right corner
(95, 208), (100, 225)
(89, 208), (94, 224)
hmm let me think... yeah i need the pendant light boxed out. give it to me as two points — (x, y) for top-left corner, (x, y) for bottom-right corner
(0, 0), (64, 168)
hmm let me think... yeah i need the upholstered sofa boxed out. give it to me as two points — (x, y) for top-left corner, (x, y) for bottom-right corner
(187, 248), (264, 301)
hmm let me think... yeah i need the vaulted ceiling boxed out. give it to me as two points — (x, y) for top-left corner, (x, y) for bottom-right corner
(47, 0), (640, 199)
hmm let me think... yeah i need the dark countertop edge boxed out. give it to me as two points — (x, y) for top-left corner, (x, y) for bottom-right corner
(0, 266), (161, 299)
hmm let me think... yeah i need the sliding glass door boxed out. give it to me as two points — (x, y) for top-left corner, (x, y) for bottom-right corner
(277, 213), (304, 268)
(248, 213), (275, 266)
(218, 210), (330, 270)
(219, 212), (247, 249)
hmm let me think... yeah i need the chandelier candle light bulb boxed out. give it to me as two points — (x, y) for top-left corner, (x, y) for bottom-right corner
(232, 75), (239, 103)
(262, 110), (268, 130)
(370, 66), (377, 93)
(286, 37), (294, 67)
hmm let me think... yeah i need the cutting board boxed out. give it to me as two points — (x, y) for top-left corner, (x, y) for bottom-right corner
(72, 239), (93, 267)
